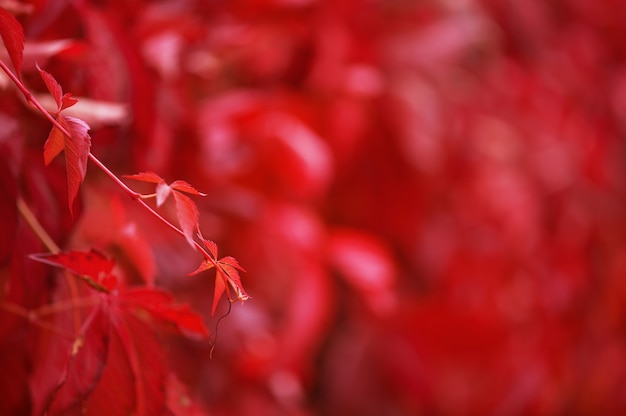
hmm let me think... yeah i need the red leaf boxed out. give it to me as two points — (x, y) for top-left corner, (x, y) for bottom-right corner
(199, 237), (218, 259)
(43, 114), (91, 213)
(61, 115), (92, 213)
(188, 259), (215, 276)
(60, 93), (79, 111)
(46, 304), (110, 414)
(0, 7), (24, 77)
(43, 124), (65, 165)
(36, 65), (79, 112)
(191, 239), (250, 315)
(172, 191), (199, 248)
(30, 249), (117, 292)
(124, 173), (205, 246)
(122, 287), (209, 337)
(171, 180), (207, 196)
(217, 258), (249, 302)
(81, 309), (168, 416)
(123, 171), (165, 184)
(36, 64), (63, 110)
(211, 273), (227, 316)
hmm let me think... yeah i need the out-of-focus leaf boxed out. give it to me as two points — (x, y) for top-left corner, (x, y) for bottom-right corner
(30, 249), (117, 292)
(80, 307), (168, 416)
(0, 6), (24, 77)
(46, 304), (110, 414)
(122, 287), (209, 337)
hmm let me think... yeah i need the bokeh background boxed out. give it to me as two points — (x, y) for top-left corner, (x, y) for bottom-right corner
(4, 0), (626, 414)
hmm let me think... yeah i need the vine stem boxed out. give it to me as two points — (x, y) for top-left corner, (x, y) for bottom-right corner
(0, 59), (219, 267)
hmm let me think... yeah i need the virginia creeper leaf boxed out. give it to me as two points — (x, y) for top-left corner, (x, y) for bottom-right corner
(46, 304), (110, 414)
(36, 64), (63, 110)
(123, 171), (163, 184)
(36, 64), (80, 112)
(124, 172), (206, 248)
(122, 287), (209, 337)
(43, 124), (65, 165)
(43, 114), (92, 214)
(81, 309), (167, 416)
(60, 93), (79, 111)
(189, 239), (250, 315)
(0, 7), (24, 78)
(30, 249), (117, 292)
(172, 191), (199, 248)
(171, 180), (207, 196)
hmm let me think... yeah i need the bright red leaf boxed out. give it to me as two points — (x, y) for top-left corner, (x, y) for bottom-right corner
(124, 172), (206, 248)
(189, 237), (249, 315)
(43, 114), (92, 214)
(30, 249), (117, 292)
(36, 64), (78, 112)
(0, 6), (24, 78)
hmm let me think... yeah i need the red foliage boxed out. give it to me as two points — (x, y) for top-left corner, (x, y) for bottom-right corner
(2, 0), (626, 415)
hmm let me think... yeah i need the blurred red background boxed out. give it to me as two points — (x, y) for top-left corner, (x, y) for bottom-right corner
(3, 0), (626, 414)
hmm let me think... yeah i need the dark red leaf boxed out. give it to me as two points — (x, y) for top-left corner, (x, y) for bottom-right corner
(46, 304), (110, 414)
(0, 7), (24, 77)
(30, 249), (117, 292)
(122, 287), (209, 337)
(81, 309), (168, 416)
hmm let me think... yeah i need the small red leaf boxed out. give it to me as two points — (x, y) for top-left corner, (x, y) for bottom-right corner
(123, 171), (165, 184)
(37, 64), (63, 110)
(172, 191), (199, 248)
(43, 125), (65, 165)
(0, 7), (25, 77)
(122, 288), (209, 337)
(188, 261), (215, 276)
(218, 256), (245, 272)
(124, 174), (204, 245)
(60, 93), (79, 111)
(30, 249), (117, 292)
(61, 115), (92, 214)
(218, 261), (250, 303)
(211, 273), (227, 316)
(171, 180), (207, 196)
(192, 239), (250, 315)
(199, 237), (218, 259)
